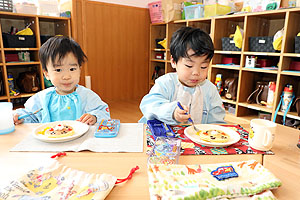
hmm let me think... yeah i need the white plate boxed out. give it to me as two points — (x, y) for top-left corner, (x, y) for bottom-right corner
(184, 124), (240, 147)
(33, 121), (89, 143)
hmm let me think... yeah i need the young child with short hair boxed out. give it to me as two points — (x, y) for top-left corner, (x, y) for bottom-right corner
(14, 36), (110, 125)
(139, 27), (225, 125)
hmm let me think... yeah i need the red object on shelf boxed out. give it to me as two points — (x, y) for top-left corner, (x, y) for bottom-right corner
(222, 57), (240, 64)
(256, 59), (274, 67)
(5, 54), (19, 62)
(289, 61), (300, 71)
(155, 53), (164, 60)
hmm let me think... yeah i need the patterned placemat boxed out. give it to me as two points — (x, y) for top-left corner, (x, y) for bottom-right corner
(146, 124), (274, 155)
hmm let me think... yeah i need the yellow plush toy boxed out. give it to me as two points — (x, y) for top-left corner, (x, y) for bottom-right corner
(16, 27), (34, 35)
(273, 28), (284, 51)
(233, 25), (243, 49)
(158, 38), (167, 49)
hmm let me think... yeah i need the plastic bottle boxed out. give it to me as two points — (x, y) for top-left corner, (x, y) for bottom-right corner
(266, 81), (276, 108)
(215, 74), (223, 95)
(7, 73), (19, 96)
(281, 84), (293, 112)
(7, 73), (15, 96)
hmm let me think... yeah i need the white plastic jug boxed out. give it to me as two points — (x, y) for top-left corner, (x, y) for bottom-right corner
(0, 102), (15, 135)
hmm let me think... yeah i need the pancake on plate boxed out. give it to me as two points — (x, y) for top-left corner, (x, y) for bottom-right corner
(39, 124), (75, 138)
(196, 129), (229, 143)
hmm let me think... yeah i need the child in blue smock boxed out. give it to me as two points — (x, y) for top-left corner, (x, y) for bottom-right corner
(13, 36), (110, 125)
(139, 27), (225, 125)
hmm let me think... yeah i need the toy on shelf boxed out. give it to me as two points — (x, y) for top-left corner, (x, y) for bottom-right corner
(147, 119), (175, 140)
(7, 73), (20, 96)
(94, 119), (120, 138)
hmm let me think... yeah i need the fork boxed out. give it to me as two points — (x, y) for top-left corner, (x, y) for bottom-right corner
(176, 102), (200, 132)
(18, 108), (43, 120)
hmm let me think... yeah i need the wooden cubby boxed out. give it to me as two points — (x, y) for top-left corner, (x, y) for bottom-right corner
(149, 8), (300, 124)
(0, 11), (71, 108)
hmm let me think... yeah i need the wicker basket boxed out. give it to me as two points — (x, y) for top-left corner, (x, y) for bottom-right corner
(0, 0), (13, 12)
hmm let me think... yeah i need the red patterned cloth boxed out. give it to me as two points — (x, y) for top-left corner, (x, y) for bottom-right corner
(146, 124), (274, 155)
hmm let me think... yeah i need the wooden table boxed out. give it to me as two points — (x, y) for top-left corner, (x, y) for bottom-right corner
(0, 123), (299, 199)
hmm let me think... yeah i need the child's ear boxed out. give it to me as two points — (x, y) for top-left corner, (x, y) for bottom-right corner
(170, 56), (176, 69)
(43, 70), (50, 80)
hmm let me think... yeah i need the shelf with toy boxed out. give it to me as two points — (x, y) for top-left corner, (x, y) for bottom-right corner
(0, 12), (71, 107)
(212, 53), (241, 69)
(213, 16), (245, 52)
(4, 49), (40, 64)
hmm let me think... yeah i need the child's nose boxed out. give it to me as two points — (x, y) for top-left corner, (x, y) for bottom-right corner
(192, 68), (200, 76)
(62, 72), (71, 79)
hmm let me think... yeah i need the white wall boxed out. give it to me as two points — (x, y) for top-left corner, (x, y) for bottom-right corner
(89, 0), (154, 8)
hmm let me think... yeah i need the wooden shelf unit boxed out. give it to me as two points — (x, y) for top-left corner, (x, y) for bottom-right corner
(0, 11), (71, 108)
(149, 8), (300, 124)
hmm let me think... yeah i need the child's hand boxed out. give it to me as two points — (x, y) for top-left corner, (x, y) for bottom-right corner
(77, 113), (97, 125)
(173, 104), (190, 123)
(13, 114), (24, 125)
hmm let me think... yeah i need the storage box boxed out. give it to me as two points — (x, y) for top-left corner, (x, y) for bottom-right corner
(184, 4), (204, 20)
(40, 35), (53, 45)
(256, 58), (276, 68)
(15, 3), (38, 15)
(5, 54), (19, 62)
(295, 36), (300, 53)
(204, 4), (231, 17)
(221, 37), (241, 51)
(289, 61), (300, 71)
(155, 52), (164, 60)
(148, 1), (163, 23)
(0, 0), (13, 12)
(2, 33), (36, 48)
(38, 0), (59, 16)
(249, 36), (276, 52)
(222, 57), (240, 64)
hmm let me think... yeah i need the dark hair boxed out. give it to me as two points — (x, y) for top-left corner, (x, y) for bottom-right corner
(39, 36), (87, 71)
(170, 27), (214, 63)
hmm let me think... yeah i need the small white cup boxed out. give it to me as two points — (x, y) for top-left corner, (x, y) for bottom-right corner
(249, 119), (277, 151)
(0, 102), (15, 135)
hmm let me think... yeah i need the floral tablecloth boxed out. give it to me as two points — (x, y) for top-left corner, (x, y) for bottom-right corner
(146, 124), (274, 155)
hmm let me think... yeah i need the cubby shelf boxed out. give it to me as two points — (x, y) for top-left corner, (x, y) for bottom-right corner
(0, 11), (71, 108)
(149, 7), (300, 125)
